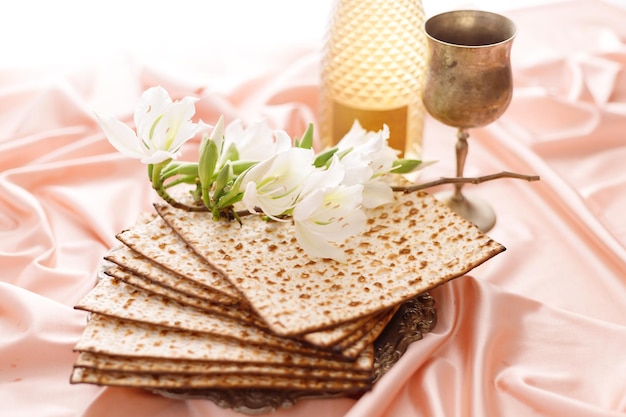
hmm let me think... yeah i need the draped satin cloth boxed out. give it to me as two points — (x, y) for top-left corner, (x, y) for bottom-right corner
(1, 1), (625, 416)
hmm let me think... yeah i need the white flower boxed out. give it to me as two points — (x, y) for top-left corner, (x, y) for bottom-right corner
(95, 86), (210, 164)
(336, 120), (398, 208)
(337, 121), (397, 177)
(360, 179), (394, 208)
(240, 147), (315, 218)
(293, 170), (366, 263)
(289, 157), (366, 262)
(224, 119), (291, 162)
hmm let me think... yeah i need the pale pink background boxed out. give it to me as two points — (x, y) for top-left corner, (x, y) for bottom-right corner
(1, 0), (625, 416)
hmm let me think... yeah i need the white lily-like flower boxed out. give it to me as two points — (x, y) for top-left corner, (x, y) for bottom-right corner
(240, 147), (315, 218)
(95, 86), (210, 164)
(224, 119), (291, 162)
(293, 158), (366, 262)
(336, 120), (398, 208)
(337, 121), (398, 181)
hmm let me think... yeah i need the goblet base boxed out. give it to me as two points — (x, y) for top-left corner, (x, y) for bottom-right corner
(437, 192), (496, 232)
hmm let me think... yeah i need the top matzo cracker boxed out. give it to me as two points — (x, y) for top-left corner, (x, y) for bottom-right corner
(156, 191), (504, 336)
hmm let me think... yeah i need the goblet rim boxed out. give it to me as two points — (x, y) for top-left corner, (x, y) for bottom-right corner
(424, 9), (517, 49)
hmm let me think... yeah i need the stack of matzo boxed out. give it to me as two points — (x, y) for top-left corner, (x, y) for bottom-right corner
(70, 190), (505, 408)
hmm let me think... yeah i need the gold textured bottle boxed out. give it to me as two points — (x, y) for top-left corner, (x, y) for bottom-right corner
(319, 0), (428, 158)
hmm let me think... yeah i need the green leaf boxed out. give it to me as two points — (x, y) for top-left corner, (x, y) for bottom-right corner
(213, 162), (233, 201)
(296, 123), (314, 149)
(231, 160), (258, 175)
(336, 147), (353, 159)
(216, 190), (244, 210)
(215, 168), (247, 209)
(161, 161), (198, 179)
(160, 160), (179, 176)
(391, 158), (424, 174)
(175, 162), (199, 177)
(163, 175), (198, 188)
(219, 142), (239, 167)
(198, 139), (218, 189)
(391, 158), (421, 174)
(313, 147), (339, 168)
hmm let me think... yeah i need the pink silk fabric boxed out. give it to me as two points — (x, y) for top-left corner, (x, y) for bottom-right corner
(1, 1), (625, 416)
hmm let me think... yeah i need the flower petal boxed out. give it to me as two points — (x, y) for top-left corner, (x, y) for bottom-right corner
(336, 119), (367, 149)
(361, 180), (394, 208)
(240, 147), (314, 217)
(209, 115), (225, 154)
(95, 112), (145, 159)
(242, 181), (261, 214)
(300, 155), (345, 197)
(134, 86), (172, 142)
(293, 183), (366, 257)
(140, 149), (180, 164)
(148, 96), (198, 151)
(162, 96), (204, 151)
(224, 119), (292, 162)
(273, 130), (294, 154)
(294, 222), (347, 263)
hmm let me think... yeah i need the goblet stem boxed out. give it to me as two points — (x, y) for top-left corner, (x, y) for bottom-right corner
(439, 127), (496, 232)
(452, 128), (469, 202)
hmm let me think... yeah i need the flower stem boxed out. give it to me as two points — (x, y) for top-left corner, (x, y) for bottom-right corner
(150, 161), (208, 212)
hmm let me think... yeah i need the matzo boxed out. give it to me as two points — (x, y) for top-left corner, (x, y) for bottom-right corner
(116, 215), (239, 298)
(113, 203), (401, 347)
(104, 265), (264, 327)
(332, 307), (398, 359)
(75, 351), (371, 380)
(155, 191), (505, 336)
(103, 262), (382, 357)
(302, 314), (376, 347)
(105, 245), (239, 305)
(70, 366), (371, 391)
(75, 314), (375, 371)
(76, 275), (348, 358)
(105, 245), (390, 346)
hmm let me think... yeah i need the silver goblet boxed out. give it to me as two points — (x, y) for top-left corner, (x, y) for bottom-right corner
(423, 10), (517, 232)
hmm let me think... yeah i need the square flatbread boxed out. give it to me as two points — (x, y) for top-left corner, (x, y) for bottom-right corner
(75, 314), (375, 371)
(76, 275), (357, 359)
(74, 351), (371, 380)
(105, 245), (239, 306)
(155, 191), (505, 336)
(114, 217), (379, 347)
(103, 264), (266, 327)
(70, 366), (371, 391)
(115, 216), (239, 299)
(102, 262), (386, 355)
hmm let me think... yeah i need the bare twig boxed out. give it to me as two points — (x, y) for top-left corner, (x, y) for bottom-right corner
(164, 171), (540, 213)
(391, 171), (541, 193)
